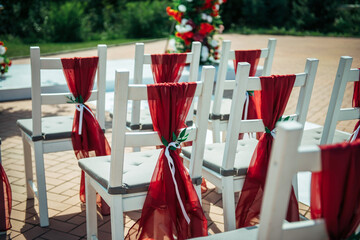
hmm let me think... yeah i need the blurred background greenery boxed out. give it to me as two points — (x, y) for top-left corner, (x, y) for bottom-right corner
(1, 0), (359, 58)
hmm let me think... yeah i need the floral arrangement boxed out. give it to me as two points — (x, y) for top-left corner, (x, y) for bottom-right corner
(166, 0), (226, 65)
(0, 42), (11, 75)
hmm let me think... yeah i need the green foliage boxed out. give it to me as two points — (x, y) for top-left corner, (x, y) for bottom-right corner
(121, 0), (171, 38)
(44, 2), (88, 42)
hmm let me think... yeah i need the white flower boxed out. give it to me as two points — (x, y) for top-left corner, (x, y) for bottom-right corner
(201, 46), (209, 62)
(201, 13), (207, 20)
(0, 46), (6, 55)
(211, 39), (218, 47)
(175, 19), (193, 33)
(219, 0), (223, 4)
(168, 39), (176, 51)
(186, 0), (193, 2)
(0, 57), (4, 64)
(215, 4), (220, 10)
(178, 4), (187, 12)
(207, 15), (213, 23)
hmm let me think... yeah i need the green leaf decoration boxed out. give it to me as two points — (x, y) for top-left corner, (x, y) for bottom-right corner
(161, 136), (169, 147)
(169, 146), (177, 151)
(247, 91), (254, 96)
(265, 127), (272, 134)
(172, 132), (177, 142)
(180, 128), (186, 138)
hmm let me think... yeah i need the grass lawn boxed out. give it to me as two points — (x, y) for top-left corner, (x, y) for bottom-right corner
(6, 38), (155, 59)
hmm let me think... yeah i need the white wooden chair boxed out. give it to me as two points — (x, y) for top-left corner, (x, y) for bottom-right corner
(128, 42), (201, 132)
(301, 56), (360, 145)
(190, 121), (329, 240)
(208, 38), (276, 143)
(16, 45), (107, 227)
(182, 59), (318, 231)
(78, 66), (214, 240)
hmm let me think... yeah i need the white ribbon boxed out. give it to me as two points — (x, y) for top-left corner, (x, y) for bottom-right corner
(244, 92), (250, 121)
(75, 103), (95, 135)
(349, 124), (360, 142)
(164, 142), (191, 224)
(270, 129), (276, 138)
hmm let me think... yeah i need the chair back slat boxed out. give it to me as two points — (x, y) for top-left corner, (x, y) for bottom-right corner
(124, 127), (197, 148)
(321, 56), (357, 144)
(41, 90), (98, 105)
(40, 58), (63, 69)
(126, 82), (204, 101)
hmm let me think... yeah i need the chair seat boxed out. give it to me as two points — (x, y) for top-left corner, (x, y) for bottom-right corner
(17, 116), (73, 141)
(78, 149), (162, 194)
(182, 138), (258, 176)
(194, 98), (232, 121)
(301, 127), (350, 145)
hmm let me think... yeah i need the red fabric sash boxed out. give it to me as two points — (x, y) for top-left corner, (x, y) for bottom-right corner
(233, 50), (261, 77)
(236, 75), (299, 227)
(0, 163), (11, 231)
(126, 82), (207, 240)
(234, 50), (262, 125)
(61, 57), (111, 215)
(311, 140), (360, 240)
(151, 53), (187, 83)
(350, 69), (360, 141)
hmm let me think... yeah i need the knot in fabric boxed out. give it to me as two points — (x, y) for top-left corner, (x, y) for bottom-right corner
(75, 103), (95, 135)
(265, 127), (276, 138)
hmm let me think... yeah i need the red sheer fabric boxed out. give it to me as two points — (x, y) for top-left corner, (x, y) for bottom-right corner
(233, 50), (261, 77)
(126, 82), (207, 240)
(234, 50), (262, 140)
(61, 57), (111, 215)
(311, 140), (360, 240)
(350, 69), (360, 141)
(151, 53), (187, 83)
(0, 163), (11, 231)
(236, 75), (299, 227)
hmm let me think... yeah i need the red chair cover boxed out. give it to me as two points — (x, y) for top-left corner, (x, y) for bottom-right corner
(311, 140), (360, 240)
(236, 75), (299, 227)
(350, 69), (360, 141)
(151, 53), (187, 83)
(126, 82), (207, 240)
(234, 50), (262, 138)
(0, 164), (11, 231)
(61, 57), (111, 215)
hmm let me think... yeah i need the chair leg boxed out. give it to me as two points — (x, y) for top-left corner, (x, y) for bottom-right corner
(22, 133), (34, 199)
(33, 141), (49, 227)
(212, 121), (221, 143)
(85, 174), (98, 240)
(111, 195), (124, 240)
(222, 176), (236, 231)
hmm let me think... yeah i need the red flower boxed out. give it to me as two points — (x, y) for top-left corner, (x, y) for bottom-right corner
(176, 31), (194, 46)
(0, 42), (3, 46)
(8, 60), (12, 66)
(166, 6), (183, 23)
(202, 0), (213, 9)
(199, 23), (215, 36)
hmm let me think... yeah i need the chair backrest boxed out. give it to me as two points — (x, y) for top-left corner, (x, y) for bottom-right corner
(131, 42), (201, 128)
(221, 59), (318, 170)
(30, 45), (107, 137)
(212, 39), (276, 117)
(109, 66), (214, 197)
(321, 56), (360, 144)
(258, 121), (328, 240)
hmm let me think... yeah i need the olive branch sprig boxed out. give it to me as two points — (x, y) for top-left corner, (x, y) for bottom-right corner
(161, 128), (189, 150)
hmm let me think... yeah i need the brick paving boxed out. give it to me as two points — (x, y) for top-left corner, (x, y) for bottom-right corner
(1, 34), (360, 239)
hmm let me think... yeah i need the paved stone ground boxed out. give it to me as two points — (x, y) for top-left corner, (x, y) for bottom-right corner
(1, 33), (359, 239)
